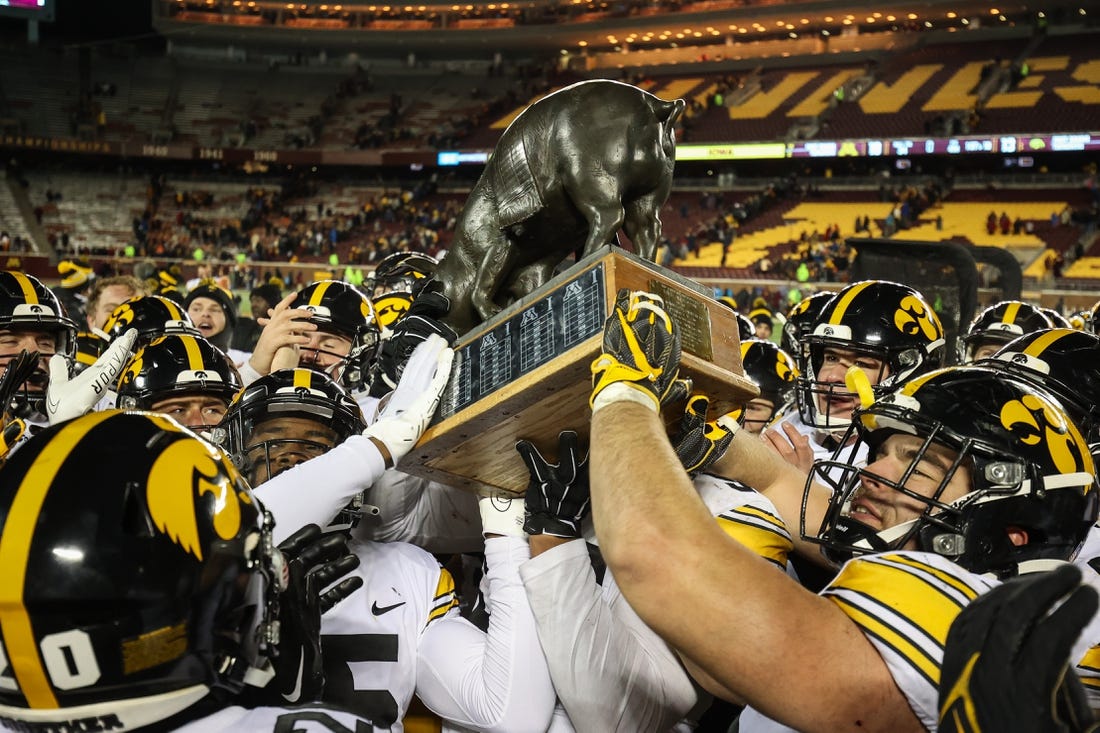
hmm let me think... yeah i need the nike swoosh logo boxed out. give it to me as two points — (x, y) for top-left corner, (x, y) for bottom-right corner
(282, 653), (305, 703)
(371, 600), (406, 616)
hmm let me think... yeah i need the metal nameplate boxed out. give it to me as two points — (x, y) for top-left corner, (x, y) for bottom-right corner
(437, 263), (607, 419)
(648, 280), (713, 361)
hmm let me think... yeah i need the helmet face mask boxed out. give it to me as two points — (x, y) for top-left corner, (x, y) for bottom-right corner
(368, 252), (438, 298)
(802, 366), (1099, 578)
(223, 369), (366, 526)
(294, 281), (380, 386)
(0, 272), (79, 421)
(0, 411), (283, 728)
(794, 281), (945, 433)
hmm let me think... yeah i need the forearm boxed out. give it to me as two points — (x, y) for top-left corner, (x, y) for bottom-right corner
(589, 402), (914, 732)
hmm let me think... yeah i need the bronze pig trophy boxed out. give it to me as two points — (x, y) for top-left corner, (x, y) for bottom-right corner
(434, 79), (686, 334)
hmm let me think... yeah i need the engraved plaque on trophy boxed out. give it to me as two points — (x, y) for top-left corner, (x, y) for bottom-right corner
(398, 245), (759, 496)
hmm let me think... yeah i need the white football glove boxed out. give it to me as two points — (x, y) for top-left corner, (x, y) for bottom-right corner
(363, 333), (453, 465)
(478, 492), (526, 538)
(46, 329), (137, 425)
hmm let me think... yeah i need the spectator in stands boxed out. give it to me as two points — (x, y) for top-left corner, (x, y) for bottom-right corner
(184, 281), (248, 366)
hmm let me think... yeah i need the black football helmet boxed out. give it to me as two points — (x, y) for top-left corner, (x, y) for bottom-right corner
(100, 295), (200, 346)
(980, 328), (1100, 453)
(0, 410), (281, 728)
(795, 280), (946, 432)
(1040, 307), (1072, 330)
(0, 271), (80, 420)
(222, 368), (367, 527)
(72, 331), (108, 376)
(731, 339), (799, 432)
(368, 252), (438, 297)
(294, 280), (380, 384)
(781, 292), (834, 371)
(803, 365), (1098, 578)
(959, 300), (1053, 363)
(116, 335), (242, 432)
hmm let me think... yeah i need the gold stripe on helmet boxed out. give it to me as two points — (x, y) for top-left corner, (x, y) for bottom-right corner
(181, 335), (205, 372)
(307, 281), (333, 307)
(827, 281), (872, 325)
(9, 272), (38, 305)
(1021, 328), (1071, 357)
(164, 299), (185, 322)
(1002, 301), (1021, 324)
(0, 410), (114, 708)
(292, 369), (312, 389)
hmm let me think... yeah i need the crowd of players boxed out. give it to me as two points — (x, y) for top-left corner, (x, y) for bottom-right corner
(0, 251), (1098, 732)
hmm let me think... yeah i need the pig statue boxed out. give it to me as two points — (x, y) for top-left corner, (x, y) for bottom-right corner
(433, 79), (685, 334)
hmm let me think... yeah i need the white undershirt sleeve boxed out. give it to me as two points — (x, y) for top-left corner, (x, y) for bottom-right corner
(415, 536), (556, 733)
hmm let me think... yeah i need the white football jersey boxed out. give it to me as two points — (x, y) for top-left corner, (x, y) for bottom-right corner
(740, 551), (998, 733)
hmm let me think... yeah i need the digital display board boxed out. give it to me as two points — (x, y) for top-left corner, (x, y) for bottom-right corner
(674, 132), (1100, 162)
(0, 0), (55, 21)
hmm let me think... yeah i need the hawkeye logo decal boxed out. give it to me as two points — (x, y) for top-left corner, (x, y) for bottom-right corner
(1000, 394), (1092, 476)
(373, 294), (411, 327)
(775, 351), (796, 381)
(146, 437), (252, 560)
(894, 295), (942, 341)
(103, 301), (137, 334)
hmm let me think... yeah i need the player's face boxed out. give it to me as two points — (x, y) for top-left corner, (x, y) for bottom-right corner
(969, 341), (1001, 362)
(0, 329), (57, 391)
(814, 346), (887, 422)
(299, 329), (353, 380)
(754, 322), (772, 339)
(187, 297), (227, 339)
(150, 394), (229, 432)
(244, 416), (338, 484)
(847, 433), (971, 545)
(89, 284), (137, 331)
(741, 398), (776, 434)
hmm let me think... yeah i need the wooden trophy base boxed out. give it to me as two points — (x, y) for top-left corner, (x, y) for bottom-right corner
(398, 245), (759, 496)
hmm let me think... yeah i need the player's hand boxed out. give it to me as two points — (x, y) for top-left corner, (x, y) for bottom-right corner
(46, 329), (136, 425)
(272, 524), (362, 704)
(762, 421), (816, 474)
(518, 430), (590, 538)
(938, 564), (1099, 733)
(367, 286), (458, 397)
(249, 292), (316, 376)
(364, 334), (453, 466)
(590, 289), (682, 413)
(672, 394), (739, 476)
